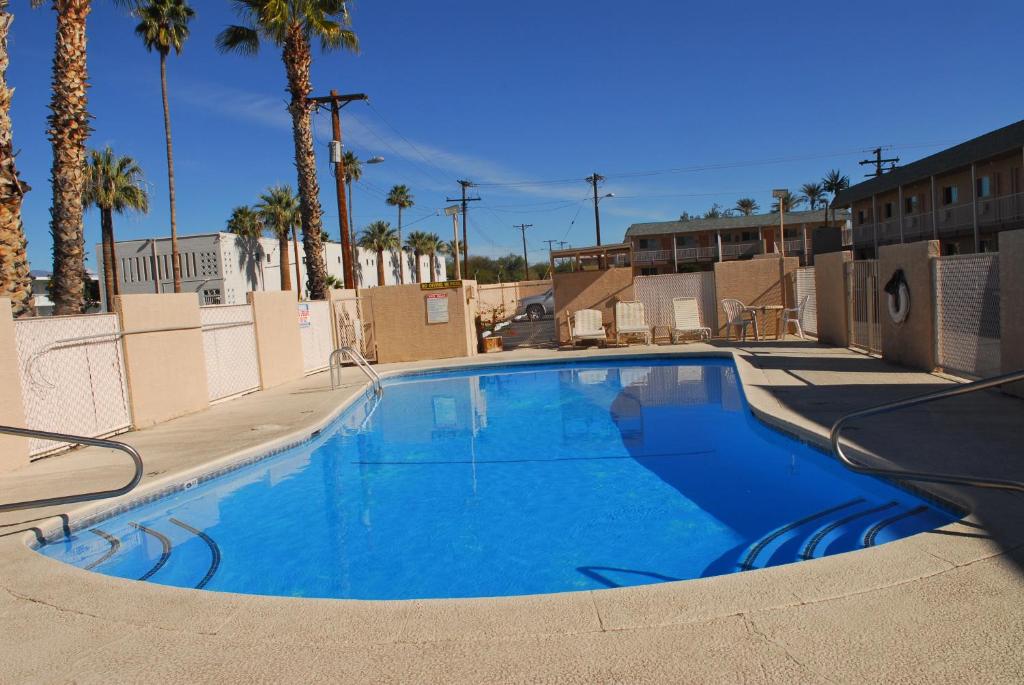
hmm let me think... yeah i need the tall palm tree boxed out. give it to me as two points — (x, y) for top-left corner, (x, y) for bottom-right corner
(83, 146), (149, 312)
(385, 184), (413, 282)
(217, 0), (358, 301)
(256, 184), (300, 292)
(771, 191), (804, 213)
(358, 220), (397, 287)
(0, 1), (34, 317)
(342, 150), (360, 244)
(134, 0), (194, 293)
(734, 198), (759, 216)
(822, 169), (850, 224)
(226, 205), (263, 238)
(405, 230), (430, 283)
(423, 233), (447, 282)
(800, 182), (826, 211)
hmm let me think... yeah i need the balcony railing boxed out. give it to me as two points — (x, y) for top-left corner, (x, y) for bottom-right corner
(977, 191), (1024, 227)
(721, 241), (761, 258)
(675, 246), (718, 261)
(936, 201), (973, 235)
(782, 239), (804, 254)
(633, 249), (672, 265)
(901, 212), (933, 241)
(878, 218), (901, 243)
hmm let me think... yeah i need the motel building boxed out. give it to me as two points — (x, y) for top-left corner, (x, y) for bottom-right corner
(96, 232), (447, 309)
(832, 119), (1024, 259)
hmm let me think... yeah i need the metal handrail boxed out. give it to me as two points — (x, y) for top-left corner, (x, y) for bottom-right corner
(830, 369), (1024, 493)
(329, 346), (383, 396)
(0, 426), (144, 512)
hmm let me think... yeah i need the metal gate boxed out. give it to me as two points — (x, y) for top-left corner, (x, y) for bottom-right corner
(298, 301), (333, 373)
(934, 253), (1000, 378)
(334, 296), (377, 361)
(14, 314), (131, 457)
(794, 267), (817, 337)
(845, 259), (881, 354)
(199, 304), (260, 402)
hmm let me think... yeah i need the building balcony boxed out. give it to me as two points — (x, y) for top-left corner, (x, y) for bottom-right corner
(782, 239), (804, 254)
(977, 190), (1024, 227)
(720, 241), (761, 258)
(633, 249), (672, 265)
(675, 246), (718, 262)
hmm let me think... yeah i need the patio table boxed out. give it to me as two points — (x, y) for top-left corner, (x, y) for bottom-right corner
(743, 304), (784, 340)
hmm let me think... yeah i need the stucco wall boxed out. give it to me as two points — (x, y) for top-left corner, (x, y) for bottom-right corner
(0, 300), (28, 472)
(248, 291), (305, 389)
(814, 251), (851, 347)
(713, 257), (799, 338)
(116, 293), (209, 428)
(878, 240), (939, 372)
(1000, 229), (1024, 397)
(552, 268), (634, 344)
(366, 282), (478, 364)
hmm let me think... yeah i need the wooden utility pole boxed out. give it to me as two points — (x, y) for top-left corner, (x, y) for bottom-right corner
(307, 90), (368, 289)
(514, 224), (533, 280)
(859, 147), (900, 178)
(446, 180), (480, 270)
(586, 173), (605, 245)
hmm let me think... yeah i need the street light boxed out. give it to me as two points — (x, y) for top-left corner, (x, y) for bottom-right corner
(367, 156), (385, 164)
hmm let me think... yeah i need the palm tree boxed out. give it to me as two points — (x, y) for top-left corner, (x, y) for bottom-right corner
(134, 0), (194, 293)
(83, 146), (149, 312)
(385, 184), (413, 282)
(342, 150), (360, 245)
(226, 205), (263, 238)
(217, 0), (358, 301)
(256, 185), (300, 292)
(800, 182), (826, 211)
(358, 220), (397, 287)
(734, 198), (759, 216)
(703, 203), (723, 219)
(405, 230), (431, 283)
(0, 1), (34, 317)
(771, 191), (804, 213)
(822, 169), (850, 224)
(423, 233), (447, 282)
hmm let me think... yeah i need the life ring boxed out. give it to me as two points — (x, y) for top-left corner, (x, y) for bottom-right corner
(887, 282), (910, 324)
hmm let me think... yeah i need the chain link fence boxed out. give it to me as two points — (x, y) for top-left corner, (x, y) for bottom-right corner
(794, 267), (818, 337)
(934, 253), (1001, 378)
(199, 304), (260, 402)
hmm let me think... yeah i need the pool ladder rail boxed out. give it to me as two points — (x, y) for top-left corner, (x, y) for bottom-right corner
(329, 345), (383, 397)
(0, 426), (143, 513)
(830, 368), (1024, 493)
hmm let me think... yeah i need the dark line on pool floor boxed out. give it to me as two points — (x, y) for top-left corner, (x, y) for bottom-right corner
(740, 498), (866, 571)
(800, 501), (899, 560)
(353, 449), (716, 465)
(84, 528), (120, 570)
(169, 518), (221, 589)
(129, 523), (172, 581)
(863, 505), (930, 547)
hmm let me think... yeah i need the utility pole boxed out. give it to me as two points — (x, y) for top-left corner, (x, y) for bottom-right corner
(446, 180), (480, 271)
(585, 172), (605, 245)
(859, 147), (900, 178)
(542, 239), (559, 253)
(307, 90), (368, 289)
(514, 224), (533, 280)
(444, 205), (462, 279)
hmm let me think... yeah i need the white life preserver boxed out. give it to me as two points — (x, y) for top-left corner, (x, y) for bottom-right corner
(887, 282), (910, 324)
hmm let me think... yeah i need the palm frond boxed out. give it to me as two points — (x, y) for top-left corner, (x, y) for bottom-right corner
(216, 24), (260, 55)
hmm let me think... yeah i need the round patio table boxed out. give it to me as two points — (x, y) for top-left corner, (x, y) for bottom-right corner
(743, 304), (784, 340)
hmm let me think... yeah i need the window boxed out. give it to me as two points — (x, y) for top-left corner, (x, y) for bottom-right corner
(942, 242), (959, 256)
(741, 231), (758, 242)
(202, 288), (222, 305)
(905, 195), (919, 214)
(857, 210), (866, 225)
(942, 185), (958, 205)
(976, 176), (991, 198)
(637, 238), (658, 250)
(884, 202), (893, 219)
(266, 253), (272, 263)
(640, 267), (658, 276)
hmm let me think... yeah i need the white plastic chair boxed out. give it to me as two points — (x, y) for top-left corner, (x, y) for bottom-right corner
(670, 297), (711, 343)
(781, 295), (810, 340)
(570, 309), (606, 346)
(614, 301), (652, 345)
(721, 298), (756, 341)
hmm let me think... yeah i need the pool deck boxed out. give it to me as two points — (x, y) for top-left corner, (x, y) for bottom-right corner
(1, 342), (1022, 683)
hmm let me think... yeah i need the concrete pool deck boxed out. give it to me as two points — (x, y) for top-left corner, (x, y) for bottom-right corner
(1, 342), (1022, 683)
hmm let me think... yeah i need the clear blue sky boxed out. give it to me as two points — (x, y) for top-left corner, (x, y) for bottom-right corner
(9, 0), (1024, 271)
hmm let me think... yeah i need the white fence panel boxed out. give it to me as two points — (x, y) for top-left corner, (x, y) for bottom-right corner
(299, 301), (333, 373)
(200, 304), (260, 402)
(14, 314), (131, 456)
(633, 272), (718, 335)
(934, 253), (1000, 378)
(794, 267), (818, 337)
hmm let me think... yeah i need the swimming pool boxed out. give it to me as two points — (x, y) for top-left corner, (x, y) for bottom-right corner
(38, 358), (956, 599)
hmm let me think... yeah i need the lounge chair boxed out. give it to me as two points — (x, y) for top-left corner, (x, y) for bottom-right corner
(670, 297), (711, 343)
(570, 309), (606, 347)
(721, 298), (756, 341)
(781, 295), (810, 340)
(614, 301), (652, 345)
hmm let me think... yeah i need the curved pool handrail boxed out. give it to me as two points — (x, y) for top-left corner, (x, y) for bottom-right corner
(830, 369), (1024, 493)
(330, 346), (383, 396)
(0, 425), (144, 512)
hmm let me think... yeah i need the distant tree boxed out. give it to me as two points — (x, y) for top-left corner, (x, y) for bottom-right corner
(405, 230), (430, 283)
(256, 184), (300, 292)
(771, 191), (804, 213)
(226, 205), (263, 238)
(703, 203), (724, 219)
(358, 220), (398, 287)
(423, 233), (447, 282)
(678, 212), (694, 222)
(385, 184), (413, 282)
(822, 169), (851, 224)
(342, 150), (360, 245)
(800, 182), (826, 211)
(734, 198), (760, 216)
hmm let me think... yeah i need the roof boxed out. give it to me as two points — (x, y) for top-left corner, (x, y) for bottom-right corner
(833, 119), (1024, 207)
(550, 242), (630, 258)
(625, 209), (839, 238)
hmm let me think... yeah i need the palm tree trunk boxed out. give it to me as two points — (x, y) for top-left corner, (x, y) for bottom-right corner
(100, 207), (117, 312)
(48, 0), (92, 315)
(416, 251), (424, 283)
(376, 248), (384, 287)
(429, 251), (436, 283)
(282, 24), (327, 300)
(347, 178), (355, 247)
(0, 2), (34, 317)
(159, 51), (181, 293)
(291, 223), (301, 299)
(396, 206), (403, 284)
(278, 233), (291, 291)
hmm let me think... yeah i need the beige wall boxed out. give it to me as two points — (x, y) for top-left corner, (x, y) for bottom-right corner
(713, 257), (798, 338)
(878, 240), (939, 372)
(1000, 229), (1024, 397)
(248, 291), (305, 389)
(116, 293), (209, 428)
(364, 282), (478, 364)
(552, 267), (634, 344)
(814, 251), (851, 347)
(0, 300), (28, 472)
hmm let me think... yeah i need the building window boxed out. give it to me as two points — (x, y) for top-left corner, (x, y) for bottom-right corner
(637, 238), (658, 250)
(857, 210), (865, 225)
(942, 185), (958, 205)
(883, 202), (893, 219)
(266, 253), (272, 263)
(976, 176), (991, 198)
(640, 267), (657, 276)
(741, 231), (758, 242)
(202, 288), (222, 305)
(905, 196), (919, 214)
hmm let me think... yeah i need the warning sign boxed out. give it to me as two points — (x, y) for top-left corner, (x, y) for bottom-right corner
(297, 303), (311, 328)
(420, 280), (462, 291)
(426, 293), (449, 324)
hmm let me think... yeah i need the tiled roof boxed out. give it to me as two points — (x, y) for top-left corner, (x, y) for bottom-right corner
(625, 209), (838, 237)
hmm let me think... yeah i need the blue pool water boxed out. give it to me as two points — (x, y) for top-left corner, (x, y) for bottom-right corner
(39, 358), (956, 599)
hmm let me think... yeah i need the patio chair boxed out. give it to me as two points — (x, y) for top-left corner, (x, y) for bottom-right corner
(781, 295), (810, 340)
(670, 297), (712, 343)
(721, 298), (756, 341)
(614, 301), (652, 345)
(570, 309), (606, 347)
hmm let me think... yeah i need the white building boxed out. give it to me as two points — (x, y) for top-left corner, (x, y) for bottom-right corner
(29, 269), (102, 315)
(96, 233), (447, 308)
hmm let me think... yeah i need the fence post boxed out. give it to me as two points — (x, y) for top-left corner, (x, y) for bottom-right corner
(0, 300), (29, 472)
(878, 241), (940, 372)
(248, 291), (305, 390)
